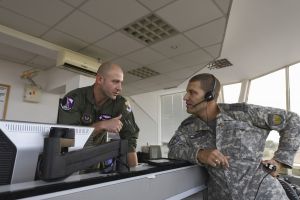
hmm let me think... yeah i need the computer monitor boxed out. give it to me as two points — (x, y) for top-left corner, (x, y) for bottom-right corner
(0, 120), (93, 185)
(149, 145), (162, 159)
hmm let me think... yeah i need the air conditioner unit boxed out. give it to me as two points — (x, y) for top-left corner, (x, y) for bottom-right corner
(56, 51), (100, 77)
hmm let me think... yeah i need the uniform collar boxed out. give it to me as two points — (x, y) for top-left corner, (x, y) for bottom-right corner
(87, 85), (95, 105)
(216, 103), (236, 121)
(88, 84), (119, 107)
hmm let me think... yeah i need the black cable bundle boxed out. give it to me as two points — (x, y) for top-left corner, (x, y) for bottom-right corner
(278, 177), (300, 200)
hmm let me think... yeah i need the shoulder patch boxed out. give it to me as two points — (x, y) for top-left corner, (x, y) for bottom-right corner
(60, 96), (75, 111)
(268, 114), (284, 126)
(125, 100), (132, 113)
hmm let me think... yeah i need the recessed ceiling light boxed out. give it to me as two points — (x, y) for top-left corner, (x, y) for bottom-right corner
(122, 14), (178, 45)
(207, 58), (232, 70)
(127, 67), (160, 79)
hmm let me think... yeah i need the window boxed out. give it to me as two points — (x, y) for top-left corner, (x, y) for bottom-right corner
(223, 83), (241, 103)
(289, 63), (300, 116)
(248, 69), (286, 109)
(161, 92), (189, 143)
(289, 63), (300, 166)
(247, 69), (286, 160)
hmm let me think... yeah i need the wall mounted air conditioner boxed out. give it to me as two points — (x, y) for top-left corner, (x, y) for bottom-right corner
(56, 51), (100, 77)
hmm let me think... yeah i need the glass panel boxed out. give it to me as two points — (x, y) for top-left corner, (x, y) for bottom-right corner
(247, 69), (286, 161)
(223, 83), (241, 103)
(290, 63), (300, 116)
(161, 92), (190, 143)
(289, 63), (300, 168)
(248, 69), (286, 109)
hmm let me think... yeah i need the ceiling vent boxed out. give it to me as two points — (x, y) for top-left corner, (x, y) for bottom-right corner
(56, 51), (100, 77)
(122, 14), (178, 45)
(127, 67), (160, 79)
(207, 58), (232, 70)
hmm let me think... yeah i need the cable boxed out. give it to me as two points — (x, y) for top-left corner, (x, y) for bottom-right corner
(254, 164), (276, 200)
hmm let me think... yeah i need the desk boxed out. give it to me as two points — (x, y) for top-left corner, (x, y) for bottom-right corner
(0, 164), (208, 200)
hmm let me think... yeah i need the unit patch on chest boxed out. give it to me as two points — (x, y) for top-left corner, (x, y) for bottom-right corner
(81, 113), (93, 124)
(60, 96), (75, 111)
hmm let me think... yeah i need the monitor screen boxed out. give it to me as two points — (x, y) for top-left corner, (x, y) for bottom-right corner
(0, 120), (93, 185)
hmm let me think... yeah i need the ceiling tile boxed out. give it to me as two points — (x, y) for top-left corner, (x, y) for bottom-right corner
(125, 47), (166, 65)
(172, 49), (212, 67)
(25, 55), (56, 69)
(0, 42), (36, 64)
(150, 34), (198, 57)
(0, 0), (73, 26)
(0, 7), (49, 37)
(133, 74), (173, 88)
(156, 0), (223, 31)
(55, 11), (114, 43)
(130, 74), (183, 91)
(62, 0), (86, 7)
(157, 79), (183, 90)
(137, 0), (175, 11)
(96, 32), (145, 56)
(147, 59), (183, 74)
(111, 57), (140, 72)
(214, 0), (232, 14)
(204, 43), (222, 59)
(165, 65), (202, 80)
(185, 17), (226, 47)
(79, 45), (116, 61)
(80, 0), (149, 29)
(123, 73), (142, 84)
(42, 30), (88, 51)
(122, 84), (146, 96)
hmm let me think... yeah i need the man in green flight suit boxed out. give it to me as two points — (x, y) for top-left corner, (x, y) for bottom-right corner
(57, 61), (139, 167)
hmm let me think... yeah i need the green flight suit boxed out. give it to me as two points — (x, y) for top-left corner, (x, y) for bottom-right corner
(57, 85), (139, 152)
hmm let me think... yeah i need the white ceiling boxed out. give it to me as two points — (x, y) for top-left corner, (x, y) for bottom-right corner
(0, 0), (231, 95)
(1, 0), (300, 96)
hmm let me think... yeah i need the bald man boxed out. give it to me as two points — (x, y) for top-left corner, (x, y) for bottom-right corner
(58, 62), (139, 168)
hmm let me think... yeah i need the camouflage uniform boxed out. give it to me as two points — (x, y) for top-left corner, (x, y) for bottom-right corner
(57, 85), (139, 152)
(168, 103), (300, 200)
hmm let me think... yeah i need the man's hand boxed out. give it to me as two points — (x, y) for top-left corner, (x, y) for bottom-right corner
(261, 159), (284, 177)
(197, 149), (230, 168)
(93, 115), (123, 133)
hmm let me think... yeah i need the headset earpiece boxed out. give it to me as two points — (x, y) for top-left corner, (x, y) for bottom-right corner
(204, 75), (216, 102)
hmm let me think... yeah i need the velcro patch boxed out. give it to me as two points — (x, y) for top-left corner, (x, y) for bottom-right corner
(60, 96), (74, 111)
(81, 113), (93, 124)
(268, 114), (283, 126)
(125, 100), (132, 113)
(98, 114), (112, 121)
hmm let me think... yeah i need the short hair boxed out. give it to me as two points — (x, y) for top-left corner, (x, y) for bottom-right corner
(96, 61), (122, 76)
(189, 73), (220, 100)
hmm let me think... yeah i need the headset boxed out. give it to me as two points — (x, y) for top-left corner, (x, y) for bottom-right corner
(204, 75), (216, 102)
(192, 75), (217, 108)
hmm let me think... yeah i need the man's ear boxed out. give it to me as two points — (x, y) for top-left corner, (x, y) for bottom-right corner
(96, 74), (103, 84)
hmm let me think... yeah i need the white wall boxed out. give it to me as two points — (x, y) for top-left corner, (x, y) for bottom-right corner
(129, 92), (159, 151)
(0, 59), (60, 123)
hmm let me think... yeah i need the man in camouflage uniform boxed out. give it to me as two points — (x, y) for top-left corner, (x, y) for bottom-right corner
(168, 73), (300, 200)
(58, 62), (139, 167)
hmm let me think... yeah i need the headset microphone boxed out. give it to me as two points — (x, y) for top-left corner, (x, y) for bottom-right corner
(192, 75), (216, 108)
(192, 99), (206, 107)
